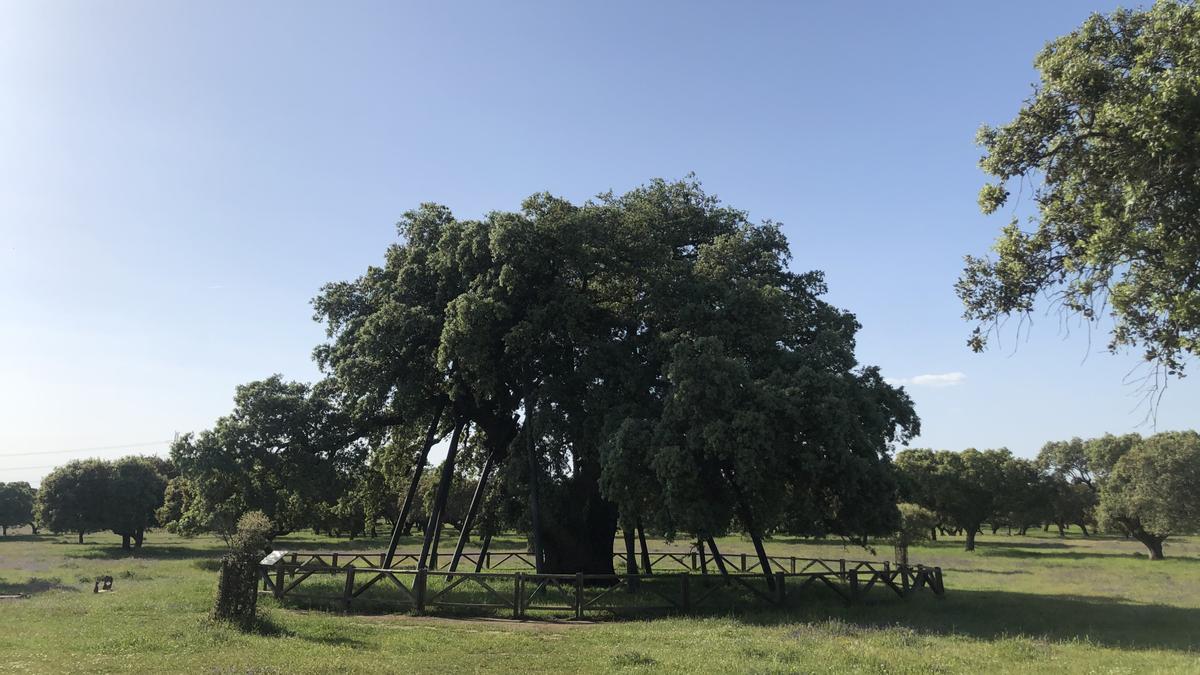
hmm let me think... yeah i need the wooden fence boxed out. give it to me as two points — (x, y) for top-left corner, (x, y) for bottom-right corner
(275, 550), (898, 575)
(259, 553), (944, 619)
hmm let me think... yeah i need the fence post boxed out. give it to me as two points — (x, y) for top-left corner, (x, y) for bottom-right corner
(342, 566), (356, 611)
(790, 556), (796, 574)
(487, 551), (492, 570)
(575, 572), (584, 620)
(839, 559), (846, 578)
(740, 553), (747, 572)
(509, 574), (520, 619)
(681, 573), (691, 612)
(934, 567), (944, 597)
(415, 568), (427, 615)
(901, 565), (910, 595)
(332, 553), (339, 569)
(883, 560), (890, 574)
(273, 561), (285, 599)
(849, 570), (860, 604)
(691, 551), (698, 571)
(774, 572), (786, 605)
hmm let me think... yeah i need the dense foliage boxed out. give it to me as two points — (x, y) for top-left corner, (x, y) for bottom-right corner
(311, 178), (919, 573)
(959, 1), (1200, 382)
(35, 457), (168, 547)
(0, 482), (36, 535)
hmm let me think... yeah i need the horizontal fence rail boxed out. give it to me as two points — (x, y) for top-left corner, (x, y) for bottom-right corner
(259, 554), (944, 619)
(275, 550), (897, 575)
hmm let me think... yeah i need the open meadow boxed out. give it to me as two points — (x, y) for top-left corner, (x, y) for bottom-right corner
(1, 528), (1197, 673)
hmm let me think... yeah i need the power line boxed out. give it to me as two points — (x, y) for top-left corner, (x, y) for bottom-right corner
(0, 440), (173, 459)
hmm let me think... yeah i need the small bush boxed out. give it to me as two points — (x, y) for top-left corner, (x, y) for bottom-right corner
(211, 511), (272, 629)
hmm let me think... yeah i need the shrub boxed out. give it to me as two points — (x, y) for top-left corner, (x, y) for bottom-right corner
(211, 511), (273, 628)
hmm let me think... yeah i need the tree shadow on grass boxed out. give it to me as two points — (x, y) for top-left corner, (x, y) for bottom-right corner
(65, 545), (224, 562)
(0, 577), (79, 595)
(738, 589), (1200, 653)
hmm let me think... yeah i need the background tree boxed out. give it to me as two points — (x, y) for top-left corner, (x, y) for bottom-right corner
(896, 448), (1012, 551)
(107, 456), (168, 549)
(0, 482), (36, 536)
(169, 376), (364, 540)
(958, 1), (1200, 392)
(36, 459), (112, 544)
(889, 503), (938, 566)
(998, 457), (1052, 536)
(1098, 430), (1200, 560)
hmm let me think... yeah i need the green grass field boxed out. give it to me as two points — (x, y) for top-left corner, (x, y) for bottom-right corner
(1, 527), (1197, 673)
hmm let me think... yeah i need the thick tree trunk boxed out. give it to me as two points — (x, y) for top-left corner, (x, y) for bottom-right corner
(419, 420), (464, 570)
(1056, 522), (1065, 538)
(894, 543), (909, 566)
(78, 531), (84, 544)
(538, 475), (618, 575)
(991, 523), (1000, 535)
(964, 527), (978, 552)
(1131, 530), (1166, 560)
(384, 401), (446, 568)
(1078, 523), (1089, 537)
(121, 534), (131, 550)
(2, 525), (6, 536)
(929, 527), (937, 542)
(448, 452), (495, 577)
(134, 529), (144, 547)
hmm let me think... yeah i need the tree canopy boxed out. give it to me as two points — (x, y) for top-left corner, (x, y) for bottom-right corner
(0, 482), (35, 536)
(958, 1), (1200, 386)
(311, 178), (919, 574)
(36, 459), (113, 544)
(1098, 430), (1200, 559)
(167, 376), (365, 540)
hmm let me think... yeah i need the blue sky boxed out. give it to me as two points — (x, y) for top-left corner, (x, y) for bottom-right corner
(3, 1), (1196, 485)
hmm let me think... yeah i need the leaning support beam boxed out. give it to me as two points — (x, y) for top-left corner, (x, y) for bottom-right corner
(419, 419), (464, 570)
(383, 402), (446, 568)
(473, 530), (493, 573)
(637, 519), (653, 574)
(706, 535), (730, 578)
(447, 450), (496, 578)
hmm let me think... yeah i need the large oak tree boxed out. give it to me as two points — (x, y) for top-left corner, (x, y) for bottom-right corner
(314, 178), (918, 575)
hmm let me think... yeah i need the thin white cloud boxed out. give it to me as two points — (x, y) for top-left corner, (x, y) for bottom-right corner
(887, 372), (967, 388)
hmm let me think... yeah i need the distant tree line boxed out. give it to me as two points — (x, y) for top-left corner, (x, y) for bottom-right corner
(896, 431), (1200, 560)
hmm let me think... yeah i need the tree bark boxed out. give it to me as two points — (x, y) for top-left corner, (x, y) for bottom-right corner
(134, 529), (144, 547)
(1078, 523), (1090, 537)
(384, 401), (446, 568)
(78, 531), (84, 544)
(964, 527), (978, 551)
(419, 419), (464, 570)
